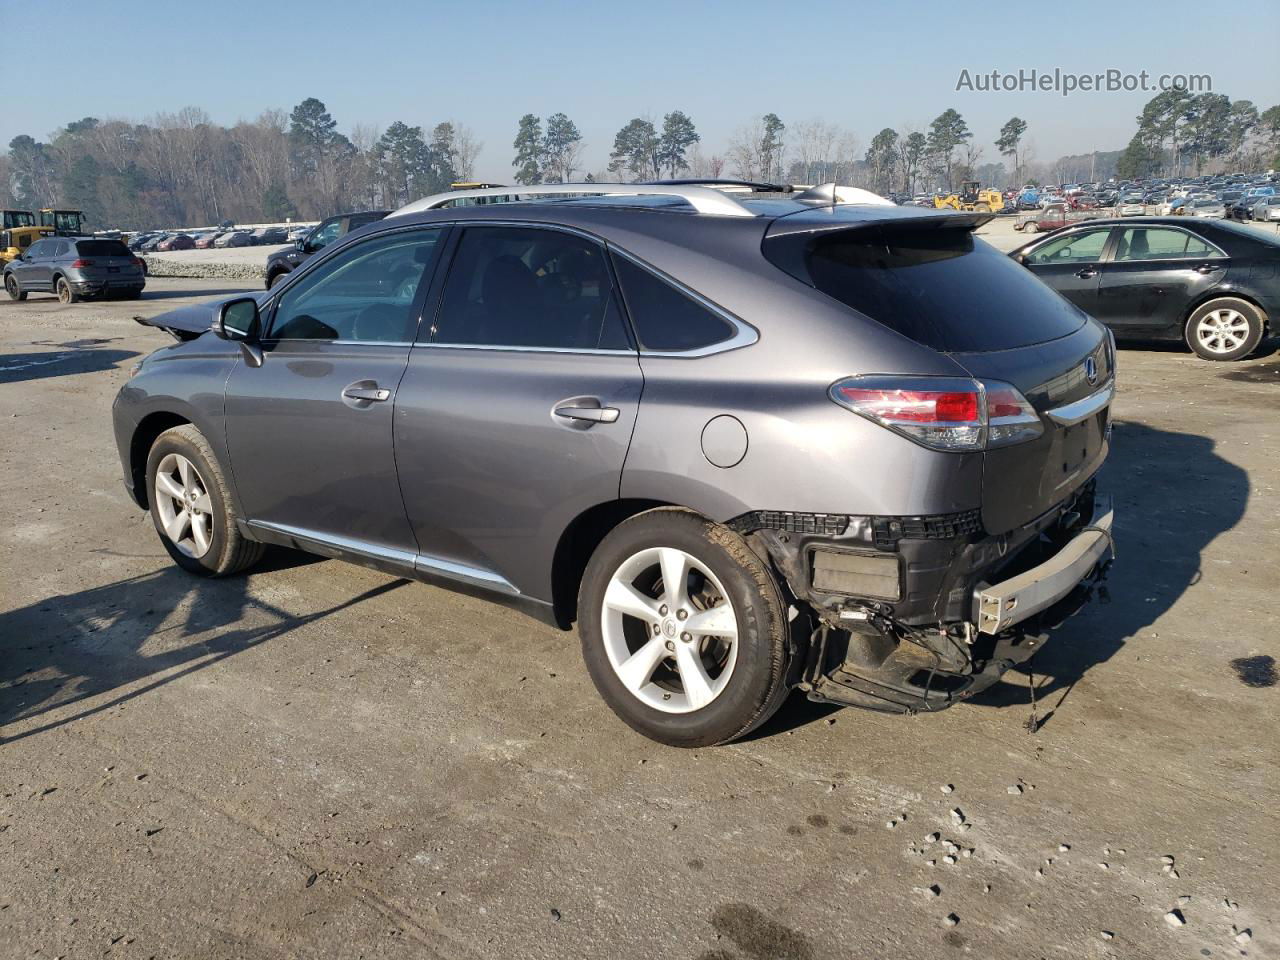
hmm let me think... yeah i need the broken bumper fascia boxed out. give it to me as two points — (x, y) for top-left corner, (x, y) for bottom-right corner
(973, 496), (1114, 635)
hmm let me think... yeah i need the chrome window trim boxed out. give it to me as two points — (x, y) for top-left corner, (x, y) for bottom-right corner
(413, 342), (631, 356)
(608, 246), (759, 358)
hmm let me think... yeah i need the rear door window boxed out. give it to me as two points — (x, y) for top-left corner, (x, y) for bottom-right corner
(1114, 228), (1223, 261)
(611, 254), (735, 352)
(768, 225), (1086, 352)
(431, 226), (632, 351)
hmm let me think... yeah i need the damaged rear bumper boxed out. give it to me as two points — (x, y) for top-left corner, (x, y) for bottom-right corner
(736, 485), (1115, 714)
(974, 497), (1113, 634)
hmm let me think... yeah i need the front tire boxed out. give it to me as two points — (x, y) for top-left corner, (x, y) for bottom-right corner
(4, 273), (25, 301)
(578, 509), (791, 747)
(1185, 298), (1265, 361)
(145, 425), (265, 577)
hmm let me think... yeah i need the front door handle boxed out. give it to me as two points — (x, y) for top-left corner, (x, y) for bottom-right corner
(1075, 267), (1098, 279)
(342, 385), (391, 402)
(554, 403), (620, 424)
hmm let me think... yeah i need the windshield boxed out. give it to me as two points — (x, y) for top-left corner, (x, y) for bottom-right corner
(3, 211), (35, 229)
(767, 225), (1085, 353)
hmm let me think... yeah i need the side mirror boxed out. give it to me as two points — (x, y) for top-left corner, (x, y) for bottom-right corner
(213, 297), (264, 367)
(295, 238), (309, 253)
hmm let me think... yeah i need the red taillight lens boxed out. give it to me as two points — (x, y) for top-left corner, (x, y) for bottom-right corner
(833, 386), (980, 423)
(133, 257), (145, 268)
(830, 377), (1043, 452)
(71, 258), (94, 268)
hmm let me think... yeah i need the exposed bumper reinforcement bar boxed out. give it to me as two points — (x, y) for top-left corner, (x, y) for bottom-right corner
(974, 496), (1114, 635)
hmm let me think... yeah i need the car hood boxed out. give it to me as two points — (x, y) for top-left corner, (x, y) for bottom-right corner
(134, 291), (269, 340)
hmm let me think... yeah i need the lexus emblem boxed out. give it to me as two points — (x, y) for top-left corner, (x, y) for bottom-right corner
(1085, 356), (1099, 385)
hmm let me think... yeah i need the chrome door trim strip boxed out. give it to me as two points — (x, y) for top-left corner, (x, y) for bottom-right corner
(246, 520), (520, 596)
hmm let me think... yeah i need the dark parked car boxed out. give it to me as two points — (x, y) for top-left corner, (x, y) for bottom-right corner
(264, 210), (390, 289)
(1011, 217), (1279, 360)
(115, 183), (1116, 746)
(258, 227), (289, 245)
(214, 231), (252, 248)
(139, 234), (169, 252)
(5, 236), (145, 302)
(156, 233), (195, 252)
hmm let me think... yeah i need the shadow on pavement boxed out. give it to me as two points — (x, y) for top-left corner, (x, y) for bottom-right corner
(0, 348), (138, 385)
(969, 420), (1248, 726)
(0, 556), (407, 743)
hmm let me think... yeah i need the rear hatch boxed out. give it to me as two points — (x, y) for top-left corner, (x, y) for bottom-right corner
(764, 208), (1112, 534)
(74, 240), (142, 280)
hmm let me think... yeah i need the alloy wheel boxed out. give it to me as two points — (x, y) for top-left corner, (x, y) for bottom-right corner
(153, 453), (214, 558)
(600, 546), (739, 714)
(1194, 308), (1251, 355)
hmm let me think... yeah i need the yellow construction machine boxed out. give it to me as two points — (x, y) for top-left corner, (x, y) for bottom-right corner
(933, 181), (1005, 213)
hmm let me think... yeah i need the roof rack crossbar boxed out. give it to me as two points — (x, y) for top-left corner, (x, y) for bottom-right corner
(389, 183), (756, 219)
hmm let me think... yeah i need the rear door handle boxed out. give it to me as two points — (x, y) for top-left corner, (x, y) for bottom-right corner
(554, 403), (620, 424)
(1075, 267), (1098, 279)
(1194, 263), (1219, 274)
(342, 385), (391, 402)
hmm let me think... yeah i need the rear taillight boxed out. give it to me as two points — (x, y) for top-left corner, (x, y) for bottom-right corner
(829, 376), (1044, 452)
(71, 258), (94, 268)
(133, 257), (145, 268)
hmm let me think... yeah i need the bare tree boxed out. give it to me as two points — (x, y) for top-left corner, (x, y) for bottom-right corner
(450, 122), (482, 180)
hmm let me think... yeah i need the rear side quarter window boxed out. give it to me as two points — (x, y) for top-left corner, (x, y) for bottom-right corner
(611, 254), (736, 353)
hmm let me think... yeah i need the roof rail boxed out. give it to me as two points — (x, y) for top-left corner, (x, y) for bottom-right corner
(388, 182), (756, 219)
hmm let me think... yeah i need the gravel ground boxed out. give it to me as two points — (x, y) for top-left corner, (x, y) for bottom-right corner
(0, 278), (1277, 959)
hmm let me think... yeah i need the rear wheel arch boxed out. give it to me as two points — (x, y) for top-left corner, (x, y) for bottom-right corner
(550, 499), (683, 628)
(130, 412), (193, 508)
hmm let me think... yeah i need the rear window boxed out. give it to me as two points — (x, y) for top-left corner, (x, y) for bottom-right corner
(76, 240), (131, 258)
(773, 226), (1085, 353)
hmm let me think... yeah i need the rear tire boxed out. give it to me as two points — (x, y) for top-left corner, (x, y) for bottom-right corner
(578, 509), (791, 747)
(145, 424), (265, 577)
(4, 273), (25, 301)
(1185, 297), (1265, 361)
(56, 277), (78, 304)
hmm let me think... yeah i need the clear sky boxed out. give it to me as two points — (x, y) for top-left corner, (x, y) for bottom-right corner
(4, 0), (1277, 179)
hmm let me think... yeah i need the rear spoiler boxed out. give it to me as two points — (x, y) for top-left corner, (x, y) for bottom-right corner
(766, 206), (993, 239)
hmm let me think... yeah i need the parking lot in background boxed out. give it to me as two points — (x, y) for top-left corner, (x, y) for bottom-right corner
(0, 277), (1275, 958)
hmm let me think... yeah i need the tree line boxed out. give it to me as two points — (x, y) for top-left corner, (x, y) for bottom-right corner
(0, 98), (478, 231)
(4, 90), (1277, 231)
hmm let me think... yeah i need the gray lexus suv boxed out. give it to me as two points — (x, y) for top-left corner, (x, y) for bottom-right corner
(112, 183), (1116, 747)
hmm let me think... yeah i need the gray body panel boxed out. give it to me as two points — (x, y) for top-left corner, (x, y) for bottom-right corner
(114, 195), (1112, 616)
(395, 345), (643, 599)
